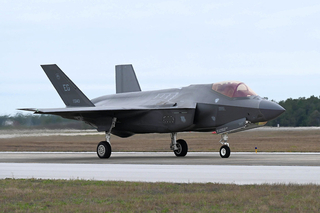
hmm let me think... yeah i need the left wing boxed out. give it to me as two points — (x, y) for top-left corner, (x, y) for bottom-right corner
(19, 103), (196, 118)
(19, 104), (196, 132)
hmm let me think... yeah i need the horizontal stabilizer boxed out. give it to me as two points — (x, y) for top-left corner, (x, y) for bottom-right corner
(41, 64), (95, 107)
(116, 64), (141, 93)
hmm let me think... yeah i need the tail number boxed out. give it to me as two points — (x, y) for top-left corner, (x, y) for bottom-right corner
(73, 99), (80, 104)
(63, 84), (71, 91)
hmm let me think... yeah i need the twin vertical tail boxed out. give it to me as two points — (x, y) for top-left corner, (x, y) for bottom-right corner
(41, 64), (95, 107)
(116, 64), (141, 93)
(41, 64), (141, 107)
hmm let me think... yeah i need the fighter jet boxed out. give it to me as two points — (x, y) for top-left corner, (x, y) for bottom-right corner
(20, 64), (285, 159)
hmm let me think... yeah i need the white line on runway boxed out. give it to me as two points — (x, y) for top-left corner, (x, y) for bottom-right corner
(1, 163), (320, 185)
(1, 151), (320, 155)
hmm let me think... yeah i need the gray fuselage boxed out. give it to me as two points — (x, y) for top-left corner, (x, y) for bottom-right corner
(87, 84), (280, 137)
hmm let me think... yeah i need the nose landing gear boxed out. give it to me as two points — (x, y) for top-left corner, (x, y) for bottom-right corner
(219, 133), (231, 158)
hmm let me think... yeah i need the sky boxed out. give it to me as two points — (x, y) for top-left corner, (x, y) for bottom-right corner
(1, 0), (320, 115)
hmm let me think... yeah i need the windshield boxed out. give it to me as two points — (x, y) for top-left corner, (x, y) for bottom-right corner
(212, 81), (257, 98)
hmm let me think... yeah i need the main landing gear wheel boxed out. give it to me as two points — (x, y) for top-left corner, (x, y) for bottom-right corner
(97, 141), (112, 159)
(219, 145), (230, 158)
(174, 139), (188, 157)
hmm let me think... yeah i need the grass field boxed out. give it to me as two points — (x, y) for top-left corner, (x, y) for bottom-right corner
(1, 128), (320, 152)
(1, 179), (320, 213)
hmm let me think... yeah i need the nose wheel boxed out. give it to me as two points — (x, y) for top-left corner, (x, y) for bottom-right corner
(219, 133), (231, 158)
(219, 145), (230, 158)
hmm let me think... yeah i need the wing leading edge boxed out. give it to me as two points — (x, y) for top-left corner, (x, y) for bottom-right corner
(19, 104), (196, 116)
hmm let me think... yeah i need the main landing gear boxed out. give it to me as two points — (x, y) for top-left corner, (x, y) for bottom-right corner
(219, 133), (231, 158)
(97, 118), (117, 159)
(170, 133), (188, 157)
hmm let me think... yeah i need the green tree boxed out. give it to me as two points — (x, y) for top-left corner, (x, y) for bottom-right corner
(308, 110), (320, 126)
(267, 96), (320, 127)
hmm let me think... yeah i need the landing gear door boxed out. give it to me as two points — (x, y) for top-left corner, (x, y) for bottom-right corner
(216, 118), (246, 134)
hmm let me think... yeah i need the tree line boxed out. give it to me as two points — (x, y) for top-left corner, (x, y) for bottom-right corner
(1, 95), (320, 129)
(0, 113), (93, 129)
(267, 96), (320, 127)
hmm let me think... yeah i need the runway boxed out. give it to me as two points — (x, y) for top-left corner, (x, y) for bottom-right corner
(1, 151), (320, 166)
(1, 152), (320, 184)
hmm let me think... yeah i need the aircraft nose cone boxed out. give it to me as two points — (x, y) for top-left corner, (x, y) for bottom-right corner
(259, 100), (285, 121)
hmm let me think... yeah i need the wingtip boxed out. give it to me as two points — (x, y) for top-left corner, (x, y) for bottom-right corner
(17, 108), (39, 112)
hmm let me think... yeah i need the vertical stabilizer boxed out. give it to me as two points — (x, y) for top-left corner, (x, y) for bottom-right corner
(116, 64), (141, 93)
(41, 64), (95, 107)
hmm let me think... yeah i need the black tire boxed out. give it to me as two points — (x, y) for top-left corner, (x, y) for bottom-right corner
(174, 139), (188, 157)
(220, 145), (230, 158)
(97, 141), (112, 159)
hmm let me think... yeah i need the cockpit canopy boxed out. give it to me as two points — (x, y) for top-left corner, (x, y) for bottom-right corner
(212, 81), (257, 98)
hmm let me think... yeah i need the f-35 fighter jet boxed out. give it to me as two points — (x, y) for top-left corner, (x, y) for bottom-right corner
(20, 64), (285, 159)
